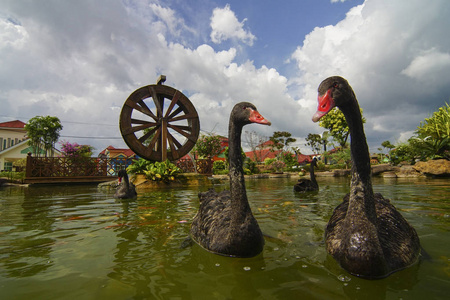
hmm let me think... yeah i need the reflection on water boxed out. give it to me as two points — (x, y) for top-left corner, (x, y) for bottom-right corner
(0, 177), (449, 299)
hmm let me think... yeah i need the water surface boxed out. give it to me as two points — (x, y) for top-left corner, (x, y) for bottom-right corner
(0, 177), (449, 299)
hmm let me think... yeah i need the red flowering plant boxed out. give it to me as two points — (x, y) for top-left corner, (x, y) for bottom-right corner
(59, 141), (95, 175)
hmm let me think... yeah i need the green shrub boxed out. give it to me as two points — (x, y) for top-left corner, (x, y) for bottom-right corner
(213, 160), (227, 175)
(127, 159), (182, 182)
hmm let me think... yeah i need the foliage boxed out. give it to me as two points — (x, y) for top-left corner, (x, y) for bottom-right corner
(415, 102), (450, 159)
(213, 160), (228, 175)
(25, 116), (63, 157)
(381, 140), (395, 150)
(279, 151), (298, 171)
(390, 142), (415, 165)
(324, 147), (352, 169)
(127, 159), (182, 182)
(268, 160), (286, 172)
(243, 158), (259, 174)
(269, 131), (296, 152)
(194, 134), (223, 159)
(264, 157), (285, 172)
(319, 107), (365, 148)
(264, 158), (276, 166)
(0, 171), (25, 182)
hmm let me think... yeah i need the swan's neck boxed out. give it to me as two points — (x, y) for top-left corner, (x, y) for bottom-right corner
(310, 161), (317, 187)
(228, 122), (250, 214)
(341, 101), (375, 221)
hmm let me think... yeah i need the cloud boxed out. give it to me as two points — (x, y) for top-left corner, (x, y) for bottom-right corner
(291, 0), (450, 150)
(210, 4), (256, 46)
(401, 48), (450, 87)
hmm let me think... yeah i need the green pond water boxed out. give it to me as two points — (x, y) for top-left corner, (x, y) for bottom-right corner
(0, 176), (449, 300)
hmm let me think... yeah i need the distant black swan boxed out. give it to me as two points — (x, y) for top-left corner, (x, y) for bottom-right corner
(294, 157), (318, 192)
(190, 102), (271, 257)
(114, 169), (137, 199)
(312, 76), (421, 279)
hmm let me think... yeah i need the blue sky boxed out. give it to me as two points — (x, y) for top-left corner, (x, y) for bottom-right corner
(1, 0), (449, 155)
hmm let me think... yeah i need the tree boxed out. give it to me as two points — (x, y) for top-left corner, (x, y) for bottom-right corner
(193, 134), (223, 159)
(244, 130), (268, 162)
(415, 102), (450, 159)
(319, 107), (365, 148)
(381, 140), (395, 152)
(269, 131), (296, 152)
(25, 116), (63, 157)
(305, 133), (322, 154)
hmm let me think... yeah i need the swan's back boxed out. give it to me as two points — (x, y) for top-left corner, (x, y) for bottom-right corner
(114, 179), (137, 199)
(293, 179), (318, 192)
(325, 193), (421, 278)
(191, 188), (264, 257)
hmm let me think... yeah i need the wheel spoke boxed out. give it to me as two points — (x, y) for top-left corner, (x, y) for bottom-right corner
(125, 99), (157, 120)
(122, 122), (157, 135)
(138, 126), (158, 143)
(164, 91), (180, 118)
(149, 86), (164, 118)
(168, 124), (192, 139)
(168, 131), (183, 149)
(168, 124), (191, 132)
(169, 112), (198, 122)
(145, 128), (161, 154)
(167, 106), (184, 119)
(138, 100), (158, 121)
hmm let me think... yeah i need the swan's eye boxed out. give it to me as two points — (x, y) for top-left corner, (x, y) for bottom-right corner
(333, 82), (339, 88)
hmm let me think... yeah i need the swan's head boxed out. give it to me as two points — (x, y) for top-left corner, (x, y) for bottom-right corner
(117, 169), (128, 182)
(233, 102), (271, 126)
(312, 76), (355, 122)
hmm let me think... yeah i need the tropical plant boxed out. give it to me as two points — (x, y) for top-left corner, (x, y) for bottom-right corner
(25, 116), (63, 157)
(127, 159), (182, 182)
(415, 102), (450, 159)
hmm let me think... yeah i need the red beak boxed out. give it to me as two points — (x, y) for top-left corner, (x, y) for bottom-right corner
(312, 89), (335, 122)
(249, 108), (271, 126)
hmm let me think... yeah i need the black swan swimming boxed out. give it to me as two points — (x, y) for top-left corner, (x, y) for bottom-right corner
(190, 102), (271, 257)
(293, 157), (319, 192)
(312, 76), (421, 279)
(114, 169), (137, 199)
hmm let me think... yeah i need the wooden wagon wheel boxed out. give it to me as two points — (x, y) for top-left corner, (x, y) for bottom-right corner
(119, 76), (200, 162)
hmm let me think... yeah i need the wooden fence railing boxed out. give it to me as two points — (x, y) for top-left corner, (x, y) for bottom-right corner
(25, 153), (133, 183)
(25, 154), (214, 184)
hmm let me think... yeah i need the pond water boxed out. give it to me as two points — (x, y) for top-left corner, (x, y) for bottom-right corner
(0, 176), (449, 300)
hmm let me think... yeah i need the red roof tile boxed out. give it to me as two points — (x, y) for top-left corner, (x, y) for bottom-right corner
(0, 120), (26, 128)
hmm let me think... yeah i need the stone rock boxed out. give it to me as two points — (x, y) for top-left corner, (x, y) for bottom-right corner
(372, 164), (394, 175)
(413, 159), (450, 176)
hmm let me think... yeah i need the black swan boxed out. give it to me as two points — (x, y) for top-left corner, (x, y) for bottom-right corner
(190, 102), (271, 257)
(312, 76), (420, 279)
(294, 157), (319, 192)
(114, 169), (137, 199)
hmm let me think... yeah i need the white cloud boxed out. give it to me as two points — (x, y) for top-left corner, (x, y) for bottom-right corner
(291, 0), (450, 150)
(401, 48), (450, 87)
(210, 4), (256, 46)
